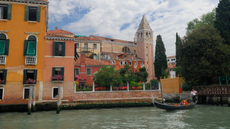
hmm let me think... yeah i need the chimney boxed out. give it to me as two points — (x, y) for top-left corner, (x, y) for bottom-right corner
(55, 26), (58, 30)
(80, 54), (85, 65)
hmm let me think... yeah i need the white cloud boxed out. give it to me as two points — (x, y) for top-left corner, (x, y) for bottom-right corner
(48, 0), (219, 56)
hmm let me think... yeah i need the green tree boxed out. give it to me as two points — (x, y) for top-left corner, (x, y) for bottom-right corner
(215, 0), (230, 45)
(161, 69), (169, 79)
(186, 9), (216, 35)
(175, 33), (182, 66)
(138, 67), (148, 82)
(93, 66), (123, 88)
(119, 65), (132, 84)
(154, 35), (167, 80)
(172, 66), (182, 77)
(181, 25), (230, 85)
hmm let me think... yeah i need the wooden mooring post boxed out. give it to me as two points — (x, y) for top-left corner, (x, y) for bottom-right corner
(56, 86), (62, 114)
(28, 86), (33, 115)
(32, 86), (36, 112)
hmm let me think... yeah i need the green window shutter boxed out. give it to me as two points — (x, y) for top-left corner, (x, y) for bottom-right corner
(36, 7), (40, 22)
(5, 39), (9, 56)
(7, 4), (12, 20)
(52, 67), (55, 76)
(62, 42), (65, 56)
(26, 41), (36, 56)
(53, 42), (56, 56)
(23, 70), (27, 84)
(25, 6), (29, 21)
(24, 40), (28, 56)
(34, 70), (37, 84)
(61, 67), (64, 81)
(3, 69), (7, 84)
(0, 40), (6, 55)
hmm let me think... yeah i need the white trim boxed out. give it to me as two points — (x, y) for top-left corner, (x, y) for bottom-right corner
(0, 33), (8, 39)
(23, 87), (30, 99)
(86, 68), (92, 76)
(0, 87), (4, 100)
(52, 87), (63, 99)
(26, 34), (38, 42)
(120, 61), (123, 65)
(45, 56), (74, 58)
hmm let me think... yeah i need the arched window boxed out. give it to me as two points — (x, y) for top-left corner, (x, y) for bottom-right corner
(25, 35), (37, 56)
(141, 33), (143, 38)
(138, 33), (141, 38)
(122, 47), (130, 54)
(146, 32), (148, 38)
(0, 33), (9, 56)
(120, 61), (123, 65)
(149, 33), (151, 38)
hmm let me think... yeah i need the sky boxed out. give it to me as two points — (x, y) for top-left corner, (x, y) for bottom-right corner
(48, 0), (219, 57)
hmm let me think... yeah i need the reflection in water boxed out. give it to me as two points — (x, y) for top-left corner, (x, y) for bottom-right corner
(0, 105), (230, 129)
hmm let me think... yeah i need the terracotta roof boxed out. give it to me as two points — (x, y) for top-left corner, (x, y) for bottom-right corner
(167, 55), (176, 58)
(75, 57), (113, 66)
(75, 36), (100, 41)
(46, 34), (74, 38)
(90, 35), (136, 45)
(102, 52), (144, 60)
(47, 29), (74, 36)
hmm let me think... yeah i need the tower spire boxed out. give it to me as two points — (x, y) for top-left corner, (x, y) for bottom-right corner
(137, 15), (152, 31)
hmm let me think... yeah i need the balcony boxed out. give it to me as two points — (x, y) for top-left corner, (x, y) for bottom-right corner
(25, 56), (37, 65)
(0, 56), (6, 65)
(76, 47), (95, 58)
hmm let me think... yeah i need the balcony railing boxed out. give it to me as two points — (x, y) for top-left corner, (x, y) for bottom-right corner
(25, 56), (37, 65)
(0, 56), (6, 65)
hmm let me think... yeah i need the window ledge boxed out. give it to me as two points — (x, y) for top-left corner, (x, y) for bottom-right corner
(52, 81), (63, 83)
(0, 84), (4, 87)
(24, 84), (36, 87)
(0, 19), (8, 22)
(27, 21), (38, 24)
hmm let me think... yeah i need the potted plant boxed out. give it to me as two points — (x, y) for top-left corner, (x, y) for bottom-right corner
(0, 79), (4, 84)
(26, 78), (36, 84)
(52, 74), (64, 81)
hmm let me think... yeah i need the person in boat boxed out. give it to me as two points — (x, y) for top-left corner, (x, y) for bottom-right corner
(178, 100), (189, 106)
(191, 89), (198, 103)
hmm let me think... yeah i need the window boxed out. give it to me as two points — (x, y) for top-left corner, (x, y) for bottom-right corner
(124, 55), (127, 58)
(149, 33), (151, 38)
(146, 32), (148, 38)
(74, 68), (79, 80)
(93, 44), (97, 49)
(135, 70), (137, 72)
(25, 6), (41, 22)
(112, 61), (115, 65)
(135, 62), (137, 65)
(122, 47), (130, 54)
(23, 88), (30, 99)
(87, 68), (91, 75)
(53, 42), (65, 56)
(53, 87), (58, 98)
(0, 69), (7, 85)
(120, 61), (123, 65)
(23, 70), (37, 84)
(129, 61), (132, 65)
(147, 54), (148, 56)
(0, 4), (11, 20)
(52, 67), (64, 81)
(141, 62), (143, 66)
(0, 34), (9, 56)
(76, 43), (79, 49)
(24, 35), (37, 56)
(84, 43), (88, 51)
(134, 50), (136, 54)
(124, 61), (127, 65)
(0, 88), (3, 99)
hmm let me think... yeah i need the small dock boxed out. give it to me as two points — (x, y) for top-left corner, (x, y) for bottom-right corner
(194, 85), (230, 106)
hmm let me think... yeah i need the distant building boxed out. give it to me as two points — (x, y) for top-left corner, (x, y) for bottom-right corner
(167, 55), (176, 71)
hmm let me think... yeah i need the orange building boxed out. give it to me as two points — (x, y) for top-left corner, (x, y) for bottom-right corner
(0, 0), (48, 104)
(43, 28), (75, 101)
(101, 52), (145, 72)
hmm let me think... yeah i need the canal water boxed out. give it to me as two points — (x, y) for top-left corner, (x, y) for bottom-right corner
(0, 105), (230, 129)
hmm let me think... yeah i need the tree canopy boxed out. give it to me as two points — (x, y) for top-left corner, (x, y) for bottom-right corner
(154, 35), (167, 80)
(175, 33), (182, 66)
(181, 25), (230, 85)
(186, 9), (216, 35)
(215, 0), (230, 45)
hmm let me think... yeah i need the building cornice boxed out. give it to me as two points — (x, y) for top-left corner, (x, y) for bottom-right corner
(75, 40), (101, 43)
(102, 40), (137, 47)
(0, 0), (49, 5)
(45, 36), (75, 41)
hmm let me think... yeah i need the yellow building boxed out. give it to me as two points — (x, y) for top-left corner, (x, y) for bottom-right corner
(75, 36), (101, 60)
(0, 0), (48, 104)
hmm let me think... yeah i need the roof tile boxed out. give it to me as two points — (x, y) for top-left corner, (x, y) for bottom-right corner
(75, 57), (113, 66)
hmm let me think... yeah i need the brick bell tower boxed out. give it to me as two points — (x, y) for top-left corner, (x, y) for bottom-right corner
(135, 15), (155, 81)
